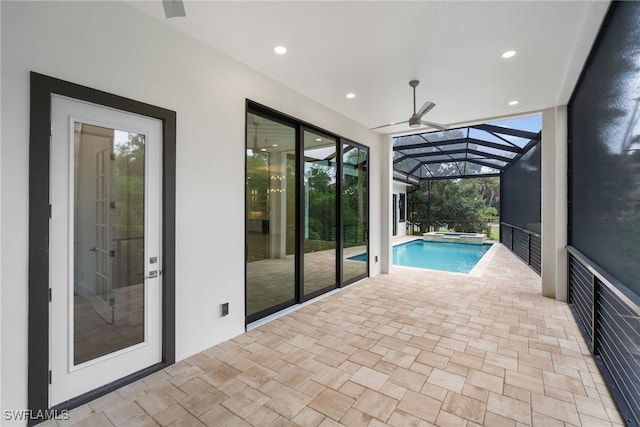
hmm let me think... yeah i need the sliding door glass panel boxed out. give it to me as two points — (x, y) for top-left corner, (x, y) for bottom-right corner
(342, 144), (368, 283)
(303, 131), (337, 296)
(246, 113), (296, 317)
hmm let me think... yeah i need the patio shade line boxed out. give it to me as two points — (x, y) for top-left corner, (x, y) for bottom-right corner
(472, 123), (539, 140)
(392, 137), (522, 154)
(395, 148), (515, 164)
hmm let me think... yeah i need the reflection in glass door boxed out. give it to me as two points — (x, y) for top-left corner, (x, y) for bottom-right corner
(303, 131), (338, 297)
(74, 123), (148, 364)
(246, 113), (296, 319)
(342, 144), (368, 283)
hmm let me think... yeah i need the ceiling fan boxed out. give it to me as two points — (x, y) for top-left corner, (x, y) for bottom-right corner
(371, 80), (447, 131)
(162, 0), (186, 18)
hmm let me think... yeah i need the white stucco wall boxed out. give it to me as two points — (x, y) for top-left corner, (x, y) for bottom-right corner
(541, 106), (568, 301)
(392, 181), (412, 238)
(0, 1), (382, 417)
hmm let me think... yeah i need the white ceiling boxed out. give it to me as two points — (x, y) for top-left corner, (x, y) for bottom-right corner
(127, 0), (610, 134)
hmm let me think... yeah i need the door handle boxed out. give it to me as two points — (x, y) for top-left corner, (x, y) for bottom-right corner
(144, 270), (159, 279)
(89, 246), (97, 252)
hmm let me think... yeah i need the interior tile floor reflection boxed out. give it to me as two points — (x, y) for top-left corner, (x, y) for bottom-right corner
(74, 284), (144, 364)
(247, 245), (367, 315)
(45, 243), (625, 426)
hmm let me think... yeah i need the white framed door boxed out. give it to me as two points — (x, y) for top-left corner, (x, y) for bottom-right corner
(49, 95), (162, 406)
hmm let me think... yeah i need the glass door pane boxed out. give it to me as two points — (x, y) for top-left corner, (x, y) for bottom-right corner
(303, 130), (337, 296)
(73, 123), (146, 365)
(342, 144), (368, 283)
(246, 113), (296, 318)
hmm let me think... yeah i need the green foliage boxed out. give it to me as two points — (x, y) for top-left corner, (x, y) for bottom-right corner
(409, 177), (500, 233)
(112, 134), (145, 286)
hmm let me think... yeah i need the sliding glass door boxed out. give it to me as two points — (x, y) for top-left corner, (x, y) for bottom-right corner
(245, 104), (369, 322)
(303, 130), (338, 297)
(342, 143), (368, 284)
(245, 113), (296, 319)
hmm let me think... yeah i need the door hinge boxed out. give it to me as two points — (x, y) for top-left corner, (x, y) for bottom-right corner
(48, 370), (52, 384)
(110, 250), (115, 257)
(50, 122), (53, 137)
(48, 288), (52, 302)
(49, 204), (52, 219)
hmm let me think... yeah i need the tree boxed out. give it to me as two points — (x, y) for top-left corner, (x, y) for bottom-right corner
(409, 177), (498, 234)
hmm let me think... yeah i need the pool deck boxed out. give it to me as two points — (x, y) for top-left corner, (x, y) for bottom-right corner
(44, 240), (624, 427)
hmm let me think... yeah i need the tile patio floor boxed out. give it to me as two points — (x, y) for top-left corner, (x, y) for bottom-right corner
(46, 243), (625, 426)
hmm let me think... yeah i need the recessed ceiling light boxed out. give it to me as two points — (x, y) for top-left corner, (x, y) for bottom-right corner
(346, 93), (356, 99)
(260, 148), (267, 151)
(502, 50), (516, 59)
(508, 100), (519, 106)
(316, 138), (322, 142)
(274, 46), (287, 55)
(272, 144), (278, 147)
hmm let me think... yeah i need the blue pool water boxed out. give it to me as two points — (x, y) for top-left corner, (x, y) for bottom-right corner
(349, 240), (492, 273)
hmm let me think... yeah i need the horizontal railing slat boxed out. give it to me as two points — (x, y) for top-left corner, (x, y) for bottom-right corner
(567, 246), (640, 426)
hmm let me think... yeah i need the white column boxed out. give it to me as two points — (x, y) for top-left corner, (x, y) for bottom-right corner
(541, 106), (568, 301)
(380, 135), (393, 274)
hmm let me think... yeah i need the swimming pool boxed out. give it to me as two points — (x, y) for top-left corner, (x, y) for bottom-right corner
(349, 239), (493, 273)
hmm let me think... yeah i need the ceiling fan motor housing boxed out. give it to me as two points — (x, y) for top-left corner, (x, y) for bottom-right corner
(409, 114), (421, 127)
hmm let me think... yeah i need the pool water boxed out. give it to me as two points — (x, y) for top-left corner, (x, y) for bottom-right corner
(394, 240), (492, 273)
(349, 240), (492, 273)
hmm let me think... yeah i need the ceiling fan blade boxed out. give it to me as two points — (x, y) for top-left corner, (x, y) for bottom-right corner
(420, 120), (448, 130)
(370, 120), (408, 130)
(162, 0), (186, 18)
(417, 101), (436, 118)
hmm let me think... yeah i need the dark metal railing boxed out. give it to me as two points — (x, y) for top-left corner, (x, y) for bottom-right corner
(500, 222), (541, 275)
(567, 246), (640, 426)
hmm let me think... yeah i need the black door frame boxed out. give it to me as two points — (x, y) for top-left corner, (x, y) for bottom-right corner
(28, 72), (176, 420)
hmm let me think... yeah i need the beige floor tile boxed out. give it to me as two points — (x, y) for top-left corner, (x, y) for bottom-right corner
(435, 410), (468, 427)
(504, 370), (544, 395)
(102, 400), (145, 426)
(135, 384), (188, 416)
(353, 389), (398, 421)
(117, 414), (159, 427)
(221, 387), (269, 419)
(427, 368), (465, 393)
(153, 404), (197, 426)
(260, 379), (313, 419)
(340, 408), (375, 426)
(387, 410), (423, 426)
(486, 392), (531, 425)
(68, 412), (114, 427)
(350, 366), (390, 391)
(396, 390), (440, 424)
(466, 369), (504, 394)
(308, 388), (355, 421)
(531, 392), (580, 425)
(388, 367), (427, 392)
(58, 244), (626, 427)
(348, 349), (382, 368)
(441, 391), (486, 424)
(484, 411), (517, 427)
(199, 404), (250, 427)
